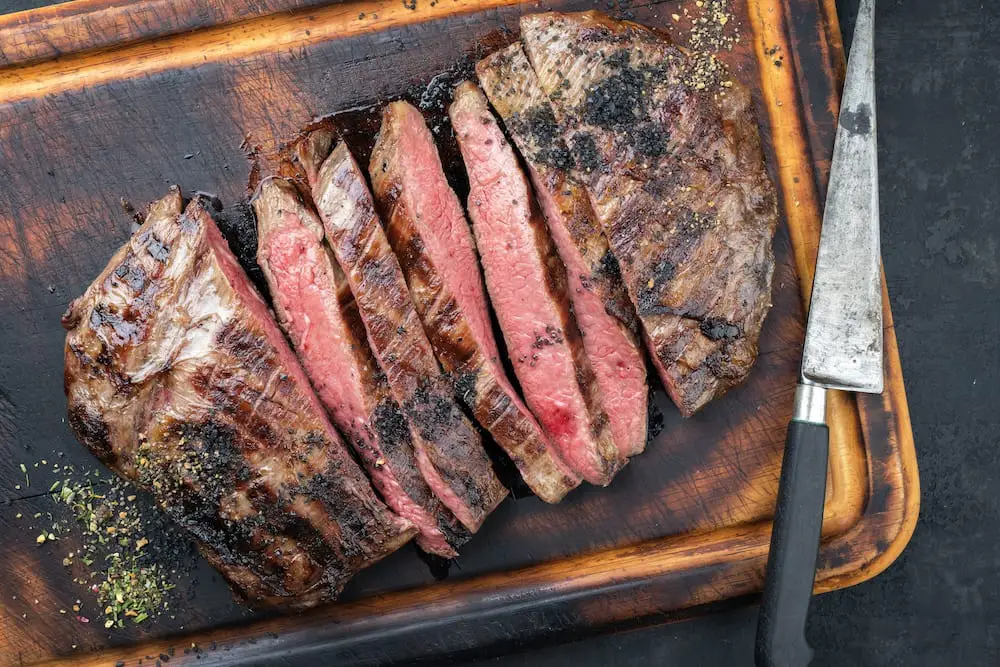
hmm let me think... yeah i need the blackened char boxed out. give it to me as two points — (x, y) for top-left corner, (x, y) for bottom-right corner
(254, 177), (467, 556)
(449, 82), (623, 486)
(62, 189), (415, 608)
(368, 101), (580, 503)
(520, 11), (778, 416)
(478, 45), (649, 457)
(300, 139), (508, 531)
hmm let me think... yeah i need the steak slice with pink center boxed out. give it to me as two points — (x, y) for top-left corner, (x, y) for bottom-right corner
(254, 177), (467, 556)
(478, 45), (649, 458)
(520, 11), (778, 416)
(300, 138), (508, 532)
(369, 101), (580, 503)
(63, 190), (415, 607)
(449, 82), (623, 486)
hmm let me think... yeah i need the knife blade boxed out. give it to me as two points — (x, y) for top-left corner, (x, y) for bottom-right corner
(755, 0), (883, 665)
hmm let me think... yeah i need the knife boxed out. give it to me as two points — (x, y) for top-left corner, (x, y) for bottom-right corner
(754, 0), (883, 665)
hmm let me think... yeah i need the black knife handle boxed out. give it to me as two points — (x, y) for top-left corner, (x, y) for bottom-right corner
(755, 418), (830, 667)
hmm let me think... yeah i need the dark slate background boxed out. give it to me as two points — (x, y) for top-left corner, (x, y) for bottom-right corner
(1, 0), (997, 665)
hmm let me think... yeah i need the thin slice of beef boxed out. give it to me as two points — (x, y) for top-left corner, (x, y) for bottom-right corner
(301, 139), (508, 531)
(478, 45), (649, 457)
(368, 101), (580, 503)
(449, 82), (623, 486)
(520, 11), (778, 417)
(63, 189), (415, 608)
(253, 177), (467, 556)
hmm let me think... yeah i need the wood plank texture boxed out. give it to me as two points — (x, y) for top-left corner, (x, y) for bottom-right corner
(0, 0), (918, 664)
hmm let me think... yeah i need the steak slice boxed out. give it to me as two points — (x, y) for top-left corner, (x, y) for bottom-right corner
(477, 45), (649, 457)
(301, 139), (508, 531)
(62, 189), (415, 608)
(254, 177), (467, 557)
(368, 101), (580, 503)
(520, 11), (779, 416)
(449, 82), (623, 486)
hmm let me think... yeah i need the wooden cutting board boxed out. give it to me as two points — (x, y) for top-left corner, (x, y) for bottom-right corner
(0, 0), (918, 664)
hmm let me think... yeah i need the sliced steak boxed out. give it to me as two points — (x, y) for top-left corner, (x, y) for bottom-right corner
(520, 11), (778, 416)
(368, 101), (580, 503)
(254, 177), (467, 556)
(478, 45), (649, 457)
(301, 140), (508, 531)
(449, 82), (623, 486)
(63, 189), (415, 608)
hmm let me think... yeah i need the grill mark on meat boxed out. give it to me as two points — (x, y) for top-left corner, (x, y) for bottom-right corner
(63, 189), (415, 608)
(521, 11), (778, 416)
(302, 140), (508, 530)
(253, 177), (468, 556)
(368, 101), (579, 503)
(450, 82), (622, 486)
(478, 44), (648, 457)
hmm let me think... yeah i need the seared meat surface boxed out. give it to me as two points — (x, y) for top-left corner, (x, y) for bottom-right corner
(63, 189), (415, 608)
(521, 11), (778, 416)
(369, 101), (580, 503)
(254, 177), (467, 557)
(61, 10), (779, 606)
(301, 139), (509, 531)
(478, 45), (648, 456)
(450, 82), (623, 486)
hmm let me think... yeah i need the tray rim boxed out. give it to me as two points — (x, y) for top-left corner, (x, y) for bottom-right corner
(0, 0), (918, 664)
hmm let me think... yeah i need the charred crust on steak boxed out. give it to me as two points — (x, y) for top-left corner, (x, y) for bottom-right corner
(454, 371), (478, 405)
(67, 404), (113, 462)
(371, 398), (411, 452)
(699, 318), (742, 341)
(138, 230), (171, 263)
(570, 133), (602, 173)
(507, 105), (575, 170)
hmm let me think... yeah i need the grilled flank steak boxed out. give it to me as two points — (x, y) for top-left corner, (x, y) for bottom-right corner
(450, 82), (623, 486)
(254, 177), (468, 557)
(63, 189), (415, 608)
(478, 44), (649, 457)
(301, 139), (509, 531)
(520, 11), (778, 416)
(369, 101), (580, 503)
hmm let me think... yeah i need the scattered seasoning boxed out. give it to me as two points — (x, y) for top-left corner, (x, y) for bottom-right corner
(672, 0), (740, 94)
(13, 464), (195, 630)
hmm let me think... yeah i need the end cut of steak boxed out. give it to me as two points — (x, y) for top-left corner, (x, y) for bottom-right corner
(520, 11), (779, 416)
(62, 188), (415, 608)
(477, 45), (649, 457)
(300, 139), (508, 531)
(449, 82), (623, 486)
(369, 101), (580, 503)
(253, 177), (467, 557)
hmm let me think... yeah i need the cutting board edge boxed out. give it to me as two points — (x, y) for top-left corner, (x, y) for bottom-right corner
(0, 0), (919, 664)
(0, 0), (335, 68)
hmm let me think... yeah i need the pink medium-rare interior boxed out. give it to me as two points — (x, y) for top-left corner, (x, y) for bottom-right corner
(389, 103), (501, 366)
(316, 144), (500, 533)
(531, 170), (648, 457)
(200, 203), (344, 445)
(260, 213), (371, 438)
(258, 195), (456, 557)
(450, 87), (602, 481)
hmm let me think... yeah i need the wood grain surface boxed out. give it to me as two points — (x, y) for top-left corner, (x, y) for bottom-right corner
(0, 0), (918, 664)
